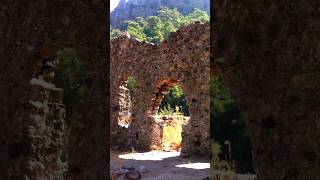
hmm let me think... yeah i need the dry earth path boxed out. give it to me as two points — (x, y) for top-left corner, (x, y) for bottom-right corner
(111, 150), (210, 180)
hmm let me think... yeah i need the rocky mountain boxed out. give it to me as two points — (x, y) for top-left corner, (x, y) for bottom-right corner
(110, 0), (210, 29)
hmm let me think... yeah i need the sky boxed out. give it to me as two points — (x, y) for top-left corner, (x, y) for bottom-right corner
(110, 0), (121, 12)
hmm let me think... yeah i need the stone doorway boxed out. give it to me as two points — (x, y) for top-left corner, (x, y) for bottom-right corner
(148, 78), (190, 152)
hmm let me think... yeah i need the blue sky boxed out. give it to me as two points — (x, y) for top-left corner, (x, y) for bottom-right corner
(110, 0), (121, 12)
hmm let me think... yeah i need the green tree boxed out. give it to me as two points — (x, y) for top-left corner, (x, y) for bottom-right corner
(210, 75), (235, 116)
(126, 76), (137, 98)
(144, 16), (164, 43)
(159, 85), (189, 116)
(110, 28), (123, 39)
(53, 48), (88, 127)
(185, 8), (209, 24)
(125, 20), (147, 41)
(124, 7), (210, 43)
(211, 75), (254, 173)
(157, 7), (185, 27)
(161, 21), (176, 39)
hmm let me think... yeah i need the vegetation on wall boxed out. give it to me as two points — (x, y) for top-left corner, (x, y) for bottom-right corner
(126, 76), (137, 98)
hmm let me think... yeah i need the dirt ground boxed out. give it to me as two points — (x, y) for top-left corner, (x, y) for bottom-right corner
(111, 150), (210, 180)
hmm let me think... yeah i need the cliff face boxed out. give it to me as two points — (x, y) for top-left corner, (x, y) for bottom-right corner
(110, 0), (210, 29)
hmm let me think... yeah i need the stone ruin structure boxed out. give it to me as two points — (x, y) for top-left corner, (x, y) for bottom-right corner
(0, 1), (108, 179)
(213, 1), (320, 179)
(117, 80), (133, 128)
(28, 49), (67, 179)
(110, 22), (210, 156)
(0, 1), (319, 180)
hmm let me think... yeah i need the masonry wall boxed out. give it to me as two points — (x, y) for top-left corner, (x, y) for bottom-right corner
(0, 1), (108, 179)
(28, 77), (66, 179)
(110, 22), (210, 156)
(213, 1), (320, 179)
(0, 1), (319, 179)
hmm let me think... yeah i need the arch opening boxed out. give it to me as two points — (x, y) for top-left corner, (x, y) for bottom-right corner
(117, 76), (137, 128)
(149, 78), (190, 152)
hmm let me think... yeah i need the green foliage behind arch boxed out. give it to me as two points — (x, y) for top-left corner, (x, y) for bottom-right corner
(110, 7), (209, 43)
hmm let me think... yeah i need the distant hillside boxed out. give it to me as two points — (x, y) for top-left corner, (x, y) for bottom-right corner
(110, 0), (210, 29)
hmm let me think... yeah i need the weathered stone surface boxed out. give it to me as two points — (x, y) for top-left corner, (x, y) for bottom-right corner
(0, 1), (319, 179)
(27, 76), (66, 180)
(213, 1), (320, 179)
(0, 1), (108, 179)
(111, 22), (210, 156)
(118, 81), (133, 128)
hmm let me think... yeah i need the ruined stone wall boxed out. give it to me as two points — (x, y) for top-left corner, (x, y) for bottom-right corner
(1, 0), (318, 179)
(110, 81), (133, 150)
(118, 81), (133, 127)
(111, 22), (210, 155)
(213, 1), (320, 179)
(28, 77), (66, 179)
(0, 1), (108, 179)
(111, 1), (320, 178)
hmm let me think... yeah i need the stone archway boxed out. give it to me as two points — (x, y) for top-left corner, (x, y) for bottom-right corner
(147, 78), (190, 152)
(110, 75), (139, 149)
(148, 78), (181, 115)
(1, 1), (319, 179)
(111, 22), (210, 155)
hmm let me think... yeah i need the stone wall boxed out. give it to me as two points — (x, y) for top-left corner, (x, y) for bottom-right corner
(28, 78), (66, 179)
(118, 81), (133, 128)
(0, 0), (319, 179)
(0, 1), (108, 179)
(110, 22), (210, 156)
(213, 1), (320, 179)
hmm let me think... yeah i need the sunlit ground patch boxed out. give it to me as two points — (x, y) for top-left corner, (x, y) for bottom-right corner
(118, 151), (180, 161)
(162, 116), (183, 151)
(175, 163), (210, 170)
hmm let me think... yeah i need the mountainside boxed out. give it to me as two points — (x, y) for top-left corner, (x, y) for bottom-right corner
(110, 0), (210, 29)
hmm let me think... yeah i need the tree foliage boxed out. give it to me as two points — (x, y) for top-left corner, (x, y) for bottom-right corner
(211, 75), (254, 173)
(110, 28), (123, 39)
(111, 7), (209, 43)
(53, 48), (88, 127)
(159, 85), (189, 116)
(126, 76), (137, 98)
